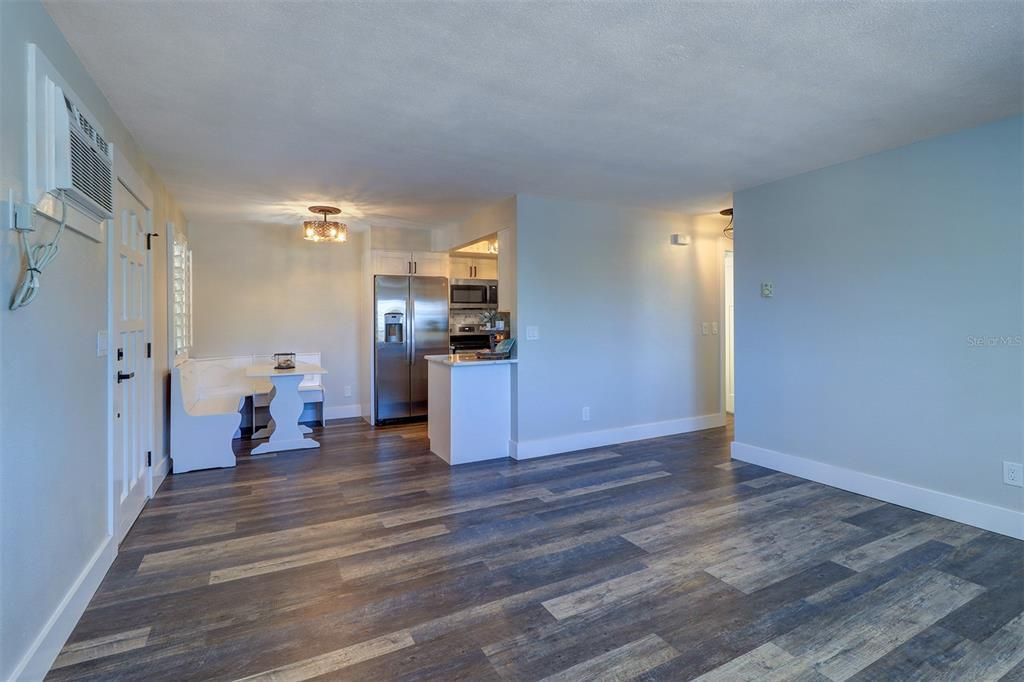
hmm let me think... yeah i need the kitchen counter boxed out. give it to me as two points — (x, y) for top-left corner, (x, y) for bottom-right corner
(424, 354), (518, 367)
(425, 354), (514, 465)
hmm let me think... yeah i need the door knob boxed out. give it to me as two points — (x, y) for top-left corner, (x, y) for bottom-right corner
(117, 371), (135, 383)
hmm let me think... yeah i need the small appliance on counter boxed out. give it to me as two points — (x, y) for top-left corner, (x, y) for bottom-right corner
(273, 352), (296, 370)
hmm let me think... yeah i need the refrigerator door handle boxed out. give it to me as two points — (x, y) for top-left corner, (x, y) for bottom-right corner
(408, 281), (415, 368)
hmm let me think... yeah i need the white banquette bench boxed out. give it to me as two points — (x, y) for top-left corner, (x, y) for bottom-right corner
(171, 353), (325, 473)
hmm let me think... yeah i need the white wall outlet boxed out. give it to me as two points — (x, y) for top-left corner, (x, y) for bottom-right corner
(343, 385), (353, 398)
(712, 321), (719, 335)
(1004, 461), (1023, 487)
(701, 322), (710, 336)
(526, 325), (540, 340)
(2, 193), (35, 232)
(761, 281), (774, 298)
(582, 406), (591, 422)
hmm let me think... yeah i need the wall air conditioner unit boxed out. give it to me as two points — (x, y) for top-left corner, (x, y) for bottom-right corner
(53, 93), (114, 220)
(25, 44), (114, 241)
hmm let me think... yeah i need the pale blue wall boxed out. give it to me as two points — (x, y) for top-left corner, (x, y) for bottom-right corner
(1, 2), (185, 677)
(734, 116), (1023, 511)
(514, 195), (726, 449)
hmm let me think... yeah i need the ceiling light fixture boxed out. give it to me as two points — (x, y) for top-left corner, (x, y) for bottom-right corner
(303, 205), (347, 243)
(721, 208), (734, 240)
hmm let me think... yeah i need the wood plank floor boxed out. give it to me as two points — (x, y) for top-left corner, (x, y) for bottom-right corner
(49, 419), (1024, 681)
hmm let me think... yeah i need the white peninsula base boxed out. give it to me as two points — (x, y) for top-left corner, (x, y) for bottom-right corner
(425, 355), (517, 465)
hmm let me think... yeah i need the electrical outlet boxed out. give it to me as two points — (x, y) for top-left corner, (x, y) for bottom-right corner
(761, 281), (774, 298)
(711, 321), (719, 335)
(343, 385), (352, 398)
(1004, 461), (1023, 487)
(581, 406), (591, 422)
(701, 322), (710, 336)
(2, 192), (34, 232)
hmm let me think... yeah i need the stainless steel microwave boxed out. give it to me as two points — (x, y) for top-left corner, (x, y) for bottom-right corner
(450, 279), (498, 309)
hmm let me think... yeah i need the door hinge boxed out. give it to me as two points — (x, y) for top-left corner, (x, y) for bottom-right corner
(147, 451), (152, 467)
(117, 347), (124, 361)
(146, 342), (152, 358)
(146, 232), (159, 250)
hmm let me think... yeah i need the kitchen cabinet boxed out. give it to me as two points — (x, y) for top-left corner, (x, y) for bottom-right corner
(450, 255), (497, 280)
(371, 250), (448, 277)
(412, 251), (448, 276)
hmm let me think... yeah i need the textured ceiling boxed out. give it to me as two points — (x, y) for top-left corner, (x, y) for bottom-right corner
(45, 0), (1024, 229)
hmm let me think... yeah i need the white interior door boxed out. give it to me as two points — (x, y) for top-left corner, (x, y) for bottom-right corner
(113, 181), (151, 542)
(724, 250), (735, 414)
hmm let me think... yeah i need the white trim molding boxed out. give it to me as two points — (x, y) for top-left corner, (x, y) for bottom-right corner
(151, 453), (171, 494)
(731, 441), (1024, 540)
(8, 536), (116, 681)
(511, 413), (726, 461)
(324, 403), (363, 421)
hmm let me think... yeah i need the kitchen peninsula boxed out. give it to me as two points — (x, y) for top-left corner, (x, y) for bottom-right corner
(425, 354), (517, 465)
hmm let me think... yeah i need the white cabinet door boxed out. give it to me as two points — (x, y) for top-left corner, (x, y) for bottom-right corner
(373, 250), (413, 276)
(474, 257), (498, 280)
(413, 251), (448, 277)
(449, 256), (474, 279)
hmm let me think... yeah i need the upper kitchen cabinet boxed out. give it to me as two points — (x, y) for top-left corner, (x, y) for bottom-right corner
(412, 251), (449, 276)
(450, 255), (497, 280)
(372, 250), (449, 276)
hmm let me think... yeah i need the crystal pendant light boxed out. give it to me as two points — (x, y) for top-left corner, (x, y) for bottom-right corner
(303, 205), (347, 242)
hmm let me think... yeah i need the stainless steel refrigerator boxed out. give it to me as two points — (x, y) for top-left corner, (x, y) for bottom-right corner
(374, 275), (449, 423)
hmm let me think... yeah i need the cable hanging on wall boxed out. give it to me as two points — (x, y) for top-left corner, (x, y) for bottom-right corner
(9, 190), (69, 311)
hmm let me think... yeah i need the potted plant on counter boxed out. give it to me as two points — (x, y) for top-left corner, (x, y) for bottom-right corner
(480, 309), (499, 330)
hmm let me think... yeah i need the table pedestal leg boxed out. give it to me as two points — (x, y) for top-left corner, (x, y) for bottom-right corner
(252, 375), (319, 454)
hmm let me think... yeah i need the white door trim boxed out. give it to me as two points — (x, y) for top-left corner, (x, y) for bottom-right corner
(108, 150), (156, 537)
(723, 249), (735, 415)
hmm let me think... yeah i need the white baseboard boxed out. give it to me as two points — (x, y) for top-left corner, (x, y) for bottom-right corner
(510, 413), (726, 460)
(151, 454), (170, 495)
(731, 441), (1024, 540)
(8, 535), (116, 681)
(324, 403), (362, 420)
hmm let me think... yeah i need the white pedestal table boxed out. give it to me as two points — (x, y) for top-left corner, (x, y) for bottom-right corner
(245, 362), (327, 454)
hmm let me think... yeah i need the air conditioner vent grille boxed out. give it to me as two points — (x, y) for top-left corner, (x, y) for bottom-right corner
(69, 130), (113, 214)
(64, 95), (111, 159)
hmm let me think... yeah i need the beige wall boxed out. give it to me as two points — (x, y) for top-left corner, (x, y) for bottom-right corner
(190, 222), (364, 415)
(369, 225), (433, 251)
(497, 226), (517, 334)
(434, 196), (517, 251)
(0, 1), (188, 678)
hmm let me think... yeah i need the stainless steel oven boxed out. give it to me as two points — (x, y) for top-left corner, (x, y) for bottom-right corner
(450, 279), (498, 309)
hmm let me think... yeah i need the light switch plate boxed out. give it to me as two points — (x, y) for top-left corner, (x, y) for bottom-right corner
(701, 322), (710, 336)
(712, 321), (719, 335)
(526, 326), (539, 340)
(96, 330), (108, 357)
